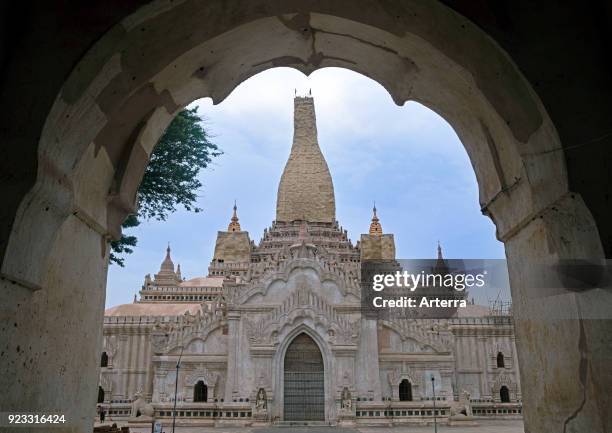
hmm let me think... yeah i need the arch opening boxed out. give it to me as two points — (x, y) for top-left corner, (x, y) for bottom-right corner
(497, 352), (505, 368)
(97, 386), (104, 404)
(399, 379), (413, 402)
(194, 381), (208, 403)
(283, 333), (325, 421)
(100, 352), (108, 368)
(500, 385), (510, 403)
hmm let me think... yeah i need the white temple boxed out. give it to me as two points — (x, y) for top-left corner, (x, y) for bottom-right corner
(100, 96), (522, 429)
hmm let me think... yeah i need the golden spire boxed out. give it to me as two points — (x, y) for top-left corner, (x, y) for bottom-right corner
(228, 201), (241, 232)
(369, 203), (383, 236)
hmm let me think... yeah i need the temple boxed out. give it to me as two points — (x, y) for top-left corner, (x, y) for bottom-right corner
(100, 96), (522, 429)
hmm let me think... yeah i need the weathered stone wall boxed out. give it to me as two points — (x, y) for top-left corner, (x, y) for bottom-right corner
(101, 326), (155, 402)
(452, 323), (520, 402)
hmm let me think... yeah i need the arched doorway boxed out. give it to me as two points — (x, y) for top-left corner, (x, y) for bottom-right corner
(500, 386), (510, 403)
(194, 380), (208, 402)
(497, 352), (505, 368)
(97, 386), (104, 404)
(399, 379), (412, 401)
(283, 333), (324, 421)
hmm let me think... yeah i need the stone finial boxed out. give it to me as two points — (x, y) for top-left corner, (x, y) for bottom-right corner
(154, 243), (180, 285)
(369, 203), (383, 236)
(160, 243), (174, 272)
(276, 96), (336, 223)
(228, 201), (241, 232)
(435, 240), (449, 273)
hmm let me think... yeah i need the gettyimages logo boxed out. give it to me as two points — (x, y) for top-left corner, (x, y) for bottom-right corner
(372, 270), (486, 292)
(361, 259), (500, 319)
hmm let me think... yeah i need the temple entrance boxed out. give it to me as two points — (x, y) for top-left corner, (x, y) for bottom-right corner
(283, 333), (325, 421)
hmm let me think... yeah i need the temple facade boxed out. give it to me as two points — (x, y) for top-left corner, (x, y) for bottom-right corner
(99, 97), (522, 429)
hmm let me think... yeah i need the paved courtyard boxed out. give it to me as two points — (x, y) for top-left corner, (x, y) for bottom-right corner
(242, 420), (523, 433)
(97, 419), (524, 433)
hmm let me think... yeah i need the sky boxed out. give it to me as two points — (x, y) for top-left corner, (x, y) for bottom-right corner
(105, 67), (507, 309)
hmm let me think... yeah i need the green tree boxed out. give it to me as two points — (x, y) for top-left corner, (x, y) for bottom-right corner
(110, 107), (221, 266)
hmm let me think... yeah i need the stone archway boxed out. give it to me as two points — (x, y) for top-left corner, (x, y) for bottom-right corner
(283, 333), (325, 421)
(0, 2), (609, 433)
(272, 323), (334, 423)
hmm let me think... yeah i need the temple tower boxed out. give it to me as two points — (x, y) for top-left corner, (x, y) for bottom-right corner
(153, 244), (180, 285)
(208, 204), (251, 278)
(276, 96), (336, 222)
(359, 205), (396, 260)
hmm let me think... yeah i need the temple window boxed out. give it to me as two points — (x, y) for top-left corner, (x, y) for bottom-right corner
(500, 385), (510, 403)
(100, 352), (108, 367)
(399, 379), (412, 401)
(497, 352), (505, 368)
(194, 381), (208, 402)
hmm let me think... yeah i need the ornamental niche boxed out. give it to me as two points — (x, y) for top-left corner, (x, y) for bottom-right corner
(388, 366), (420, 400)
(491, 372), (517, 399)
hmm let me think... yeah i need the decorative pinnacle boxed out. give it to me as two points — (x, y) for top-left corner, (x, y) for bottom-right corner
(228, 201), (241, 232)
(369, 202), (383, 236)
(160, 242), (175, 272)
(437, 241), (443, 260)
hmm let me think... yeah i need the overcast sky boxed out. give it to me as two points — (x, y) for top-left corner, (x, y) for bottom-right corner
(105, 67), (507, 308)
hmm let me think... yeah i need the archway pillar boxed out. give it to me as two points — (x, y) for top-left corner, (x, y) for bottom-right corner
(0, 214), (109, 433)
(503, 193), (611, 432)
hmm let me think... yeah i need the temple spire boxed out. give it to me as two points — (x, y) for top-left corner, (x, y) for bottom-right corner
(435, 241), (449, 273)
(160, 243), (174, 272)
(228, 201), (241, 232)
(276, 96), (336, 222)
(154, 242), (180, 285)
(369, 202), (383, 236)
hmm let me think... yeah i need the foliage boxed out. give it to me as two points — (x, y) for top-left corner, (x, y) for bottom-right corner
(109, 107), (221, 266)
